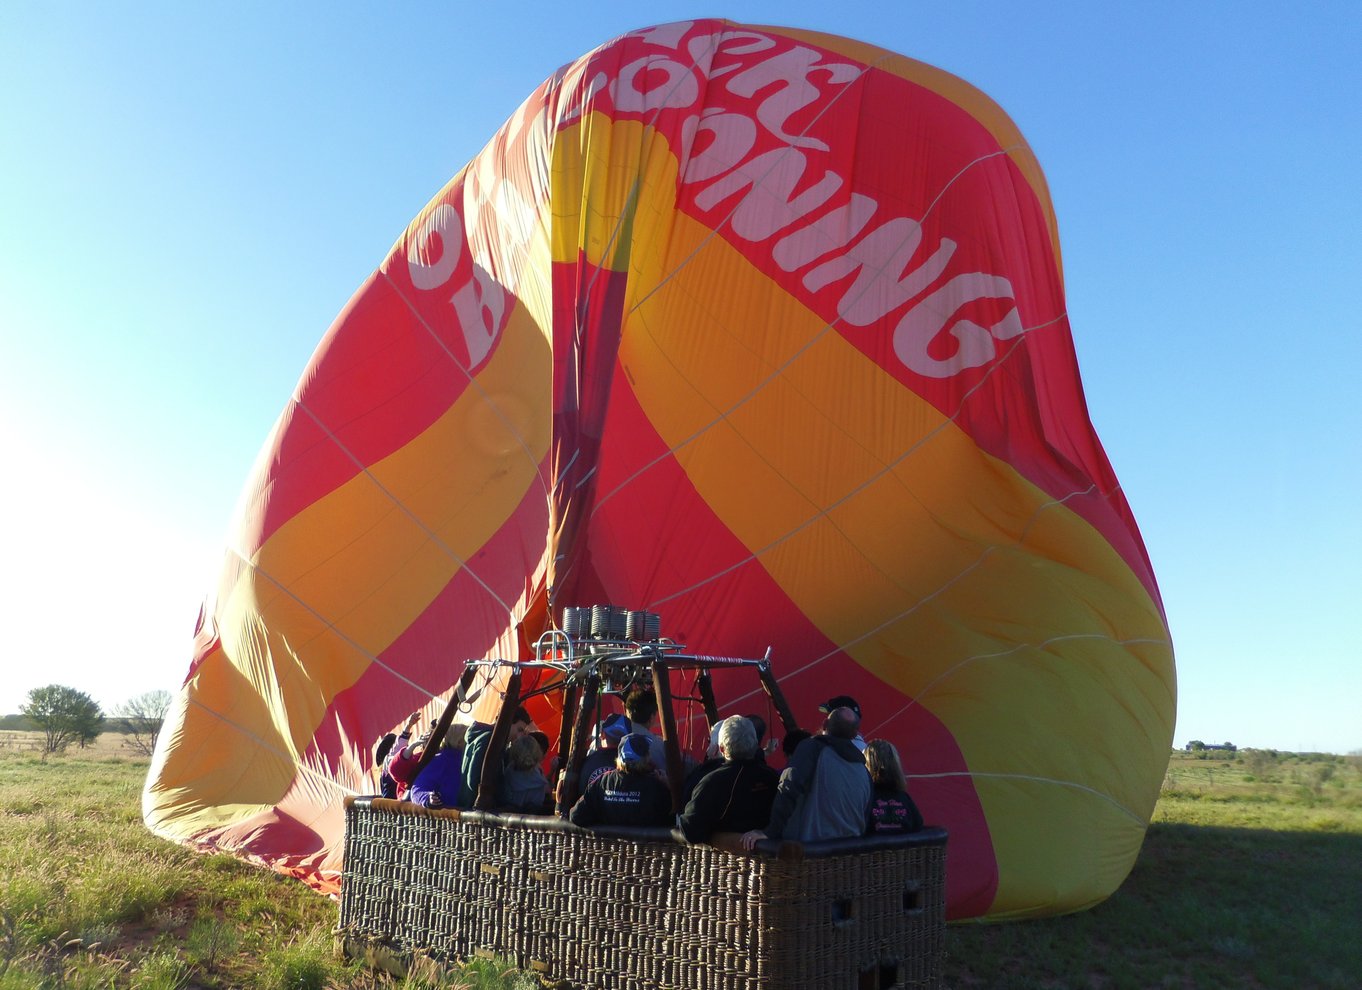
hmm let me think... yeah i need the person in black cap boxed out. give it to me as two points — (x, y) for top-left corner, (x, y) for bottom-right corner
(819, 695), (866, 751)
(740, 706), (871, 849)
(568, 733), (673, 828)
(373, 732), (399, 798)
(384, 711), (429, 800)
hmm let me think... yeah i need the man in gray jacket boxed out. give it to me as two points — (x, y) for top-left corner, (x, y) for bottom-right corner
(740, 706), (870, 848)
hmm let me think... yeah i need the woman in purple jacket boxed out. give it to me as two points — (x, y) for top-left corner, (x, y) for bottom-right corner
(409, 724), (468, 809)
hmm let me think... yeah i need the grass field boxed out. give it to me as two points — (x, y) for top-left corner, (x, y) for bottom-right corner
(1, 738), (1358, 988)
(944, 750), (1362, 988)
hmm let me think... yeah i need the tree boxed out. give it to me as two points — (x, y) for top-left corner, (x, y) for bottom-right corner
(19, 685), (103, 754)
(110, 689), (173, 756)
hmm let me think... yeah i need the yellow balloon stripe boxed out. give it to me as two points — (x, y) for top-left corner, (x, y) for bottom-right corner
(149, 301), (552, 827)
(615, 151), (1172, 914)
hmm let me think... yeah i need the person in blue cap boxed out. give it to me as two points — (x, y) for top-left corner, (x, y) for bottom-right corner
(568, 732), (674, 828)
(577, 712), (632, 793)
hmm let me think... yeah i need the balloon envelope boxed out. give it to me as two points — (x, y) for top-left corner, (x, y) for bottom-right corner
(145, 19), (1174, 920)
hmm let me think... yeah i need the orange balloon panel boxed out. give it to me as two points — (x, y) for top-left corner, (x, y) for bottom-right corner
(144, 19), (1174, 920)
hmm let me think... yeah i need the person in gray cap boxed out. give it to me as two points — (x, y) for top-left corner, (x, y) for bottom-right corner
(678, 716), (779, 844)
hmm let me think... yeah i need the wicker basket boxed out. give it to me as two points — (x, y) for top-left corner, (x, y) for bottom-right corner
(339, 798), (946, 989)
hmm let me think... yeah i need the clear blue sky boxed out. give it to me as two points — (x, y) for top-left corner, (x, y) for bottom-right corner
(2, 3), (1358, 753)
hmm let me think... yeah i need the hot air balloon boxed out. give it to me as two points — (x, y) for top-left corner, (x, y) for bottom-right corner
(144, 18), (1174, 921)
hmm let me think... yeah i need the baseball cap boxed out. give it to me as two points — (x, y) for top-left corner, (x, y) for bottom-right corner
(618, 733), (651, 767)
(819, 695), (861, 719)
(600, 713), (632, 741)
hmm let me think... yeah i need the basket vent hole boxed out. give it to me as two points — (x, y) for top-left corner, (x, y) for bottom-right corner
(832, 898), (855, 925)
(903, 883), (923, 913)
(858, 960), (902, 989)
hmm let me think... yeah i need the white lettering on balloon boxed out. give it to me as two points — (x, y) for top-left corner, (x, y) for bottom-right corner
(405, 23), (1027, 380)
(893, 274), (1024, 377)
(405, 201), (510, 371)
(613, 24), (1025, 379)
(612, 55), (700, 114)
(408, 204), (461, 291)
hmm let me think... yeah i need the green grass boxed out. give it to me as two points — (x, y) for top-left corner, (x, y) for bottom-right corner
(0, 749), (500, 989)
(2, 746), (1358, 988)
(944, 750), (1362, 989)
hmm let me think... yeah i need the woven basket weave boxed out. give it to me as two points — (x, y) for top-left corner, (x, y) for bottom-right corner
(339, 797), (946, 989)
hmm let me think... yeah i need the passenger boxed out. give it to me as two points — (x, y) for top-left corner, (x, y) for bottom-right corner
(678, 716), (779, 844)
(679, 721), (725, 806)
(578, 712), (632, 793)
(385, 711), (429, 800)
(680, 713), (766, 805)
(568, 734), (674, 828)
(739, 707), (871, 849)
(745, 713), (770, 758)
(374, 732), (398, 798)
(409, 723), (469, 809)
(780, 728), (812, 766)
(819, 695), (866, 751)
(500, 731), (551, 813)
(864, 739), (924, 835)
(458, 706), (536, 809)
(622, 686), (669, 773)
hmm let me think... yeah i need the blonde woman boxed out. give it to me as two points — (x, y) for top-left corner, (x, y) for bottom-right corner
(500, 731), (551, 813)
(864, 739), (924, 835)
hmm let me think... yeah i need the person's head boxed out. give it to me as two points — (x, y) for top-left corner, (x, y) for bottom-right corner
(442, 723), (469, 751)
(530, 730), (551, 755)
(616, 733), (655, 774)
(507, 732), (546, 771)
(819, 695), (862, 721)
(864, 739), (906, 791)
(718, 715), (758, 761)
(822, 706), (860, 740)
(598, 712), (632, 748)
(622, 687), (658, 727)
(507, 705), (535, 743)
(375, 732), (397, 765)
(782, 728), (812, 758)
(705, 721), (723, 759)
(741, 713), (767, 748)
